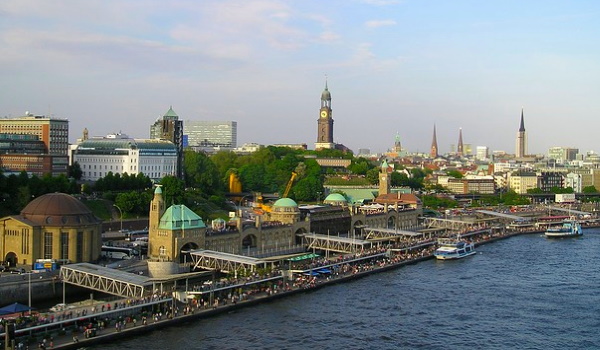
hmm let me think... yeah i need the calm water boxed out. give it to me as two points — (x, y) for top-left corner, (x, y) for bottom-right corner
(96, 229), (600, 350)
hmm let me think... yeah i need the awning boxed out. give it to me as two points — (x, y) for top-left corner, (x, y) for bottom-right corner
(288, 253), (319, 262)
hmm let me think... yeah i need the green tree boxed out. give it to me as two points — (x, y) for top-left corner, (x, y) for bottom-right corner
(446, 170), (463, 179)
(68, 162), (83, 180)
(365, 168), (379, 185)
(582, 186), (598, 193)
(184, 150), (223, 195)
(160, 176), (186, 205)
(210, 150), (239, 179)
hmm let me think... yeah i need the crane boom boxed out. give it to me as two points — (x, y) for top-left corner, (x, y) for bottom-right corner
(283, 172), (297, 198)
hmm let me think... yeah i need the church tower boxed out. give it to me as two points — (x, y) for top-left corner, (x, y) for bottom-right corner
(516, 108), (527, 158)
(430, 124), (439, 158)
(379, 160), (391, 195)
(457, 128), (464, 157)
(393, 132), (402, 153)
(315, 79), (335, 150)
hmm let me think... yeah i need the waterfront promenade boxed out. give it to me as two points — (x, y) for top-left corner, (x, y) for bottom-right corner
(0, 227), (536, 349)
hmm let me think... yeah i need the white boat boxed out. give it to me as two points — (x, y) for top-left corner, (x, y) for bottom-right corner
(544, 219), (582, 238)
(433, 238), (476, 260)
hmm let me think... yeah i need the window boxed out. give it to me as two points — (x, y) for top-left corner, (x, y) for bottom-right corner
(44, 232), (53, 259)
(76, 232), (83, 262)
(60, 232), (69, 260)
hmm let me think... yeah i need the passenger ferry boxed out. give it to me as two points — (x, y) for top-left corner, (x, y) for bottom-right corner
(433, 238), (476, 260)
(544, 219), (582, 238)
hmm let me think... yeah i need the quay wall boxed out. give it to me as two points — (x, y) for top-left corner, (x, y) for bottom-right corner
(52, 254), (432, 350)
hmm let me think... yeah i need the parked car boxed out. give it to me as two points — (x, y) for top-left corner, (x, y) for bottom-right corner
(9, 267), (26, 274)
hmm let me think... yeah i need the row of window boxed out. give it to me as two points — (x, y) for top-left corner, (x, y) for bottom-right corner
(43, 231), (85, 261)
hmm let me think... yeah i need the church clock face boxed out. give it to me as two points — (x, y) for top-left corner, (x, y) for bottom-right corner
(320, 110), (328, 118)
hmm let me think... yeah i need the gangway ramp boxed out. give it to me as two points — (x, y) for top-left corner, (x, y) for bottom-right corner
(299, 233), (371, 254)
(476, 210), (532, 222)
(364, 227), (426, 240)
(189, 249), (268, 273)
(547, 206), (590, 216)
(60, 263), (152, 298)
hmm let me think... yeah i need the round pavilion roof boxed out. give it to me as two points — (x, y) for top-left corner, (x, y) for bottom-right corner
(324, 193), (347, 203)
(273, 198), (298, 208)
(21, 193), (99, 226)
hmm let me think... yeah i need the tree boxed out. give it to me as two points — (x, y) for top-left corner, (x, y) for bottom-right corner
(68, 162), (83, 180)
(210, 150), (239, 177)
(365, 168), (379, 185)
(183, 150), (223, 195)
(446, 170), (463, 179)
(582, 186), (598, 193)
(160, 176), (186, 205)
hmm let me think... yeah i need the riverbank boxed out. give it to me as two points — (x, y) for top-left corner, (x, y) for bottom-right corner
(23, 228), (532, 349)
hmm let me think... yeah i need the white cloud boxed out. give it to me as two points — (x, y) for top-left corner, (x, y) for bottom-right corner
(365, 19), (397, 28)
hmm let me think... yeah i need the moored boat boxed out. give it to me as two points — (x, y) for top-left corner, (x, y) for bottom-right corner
(544, 219), (582, 238)
(433, 238), (476, 260)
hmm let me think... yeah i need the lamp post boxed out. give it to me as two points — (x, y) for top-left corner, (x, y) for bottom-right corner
(238, 195), (250, 218)
(28, 272), (31, 309)
(113, 204), (123, 232)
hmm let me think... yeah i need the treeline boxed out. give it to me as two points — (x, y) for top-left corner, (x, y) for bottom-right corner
(0, 172), (78, 216)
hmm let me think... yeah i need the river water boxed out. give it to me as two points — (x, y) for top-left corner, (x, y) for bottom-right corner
(95, 229), (600, 350)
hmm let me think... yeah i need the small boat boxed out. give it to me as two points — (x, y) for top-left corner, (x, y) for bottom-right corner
(433, 238), (476, 260)
(544, 219), (582, 238)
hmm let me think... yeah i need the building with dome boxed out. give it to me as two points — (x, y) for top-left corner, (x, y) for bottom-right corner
(323, 193), (348, 207)
(147, 187), (309, 276)
(0, 193), (102, 267)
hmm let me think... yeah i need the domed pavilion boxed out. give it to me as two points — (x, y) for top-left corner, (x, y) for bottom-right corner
(0, 193), (103, 267)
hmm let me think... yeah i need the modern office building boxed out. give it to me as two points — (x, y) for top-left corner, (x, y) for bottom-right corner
(0, 113), (69, 176)
(150, 107), (184, 178)
(73, 133), (178, 182)
(183, 120), (237, 151)
(548, 147), (579, 164)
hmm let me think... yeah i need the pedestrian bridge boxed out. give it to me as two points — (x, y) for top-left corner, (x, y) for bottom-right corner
(189, 250), (270, 273)
(298, 233), (371, 254)
(60, 263), (152, 298)
(547, 206), (590, 216)
(363, 227), (428, 240)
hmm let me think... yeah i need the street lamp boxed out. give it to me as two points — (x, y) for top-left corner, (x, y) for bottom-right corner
(238, 194), (250, 218)
(113, 204), (123, 232)
(28, 272), (31, 309)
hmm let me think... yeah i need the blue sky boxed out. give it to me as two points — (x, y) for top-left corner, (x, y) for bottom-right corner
(1, 0), (600, 155)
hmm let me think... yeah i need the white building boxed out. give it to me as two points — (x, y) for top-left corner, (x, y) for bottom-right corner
(565, 172), (583, 193)
(73, 133), (178, 181)
(476, 146), (489, 161)
(183, 120), (237, 150)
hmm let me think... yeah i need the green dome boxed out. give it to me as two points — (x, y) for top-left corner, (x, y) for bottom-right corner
(273, 198), (298, 207)
(324, 193), (347, 203)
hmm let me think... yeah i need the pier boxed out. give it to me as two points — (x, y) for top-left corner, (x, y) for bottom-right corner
(1, 225), (532, 350)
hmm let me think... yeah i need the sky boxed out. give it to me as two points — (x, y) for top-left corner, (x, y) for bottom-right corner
(2, 0), (600, 155)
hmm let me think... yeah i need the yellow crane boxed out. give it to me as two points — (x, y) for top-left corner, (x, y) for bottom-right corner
(282, 172), (297, 198)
